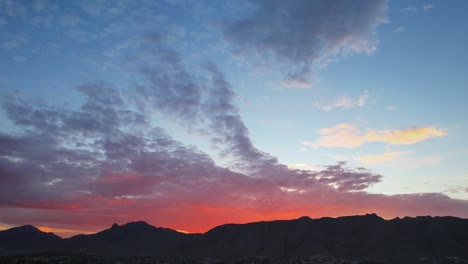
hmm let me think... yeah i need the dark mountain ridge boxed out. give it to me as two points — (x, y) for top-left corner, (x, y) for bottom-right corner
(1, 214), (467, 264)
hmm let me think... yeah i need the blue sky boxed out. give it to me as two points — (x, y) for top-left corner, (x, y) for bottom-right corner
(0, 0), (467, 236)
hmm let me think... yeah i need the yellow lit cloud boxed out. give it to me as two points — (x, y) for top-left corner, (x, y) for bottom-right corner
(303, 124), (364, 148)
(365, 127), (447, 145)
(303, 124), (447, 148)
(354, 151), (406, 164)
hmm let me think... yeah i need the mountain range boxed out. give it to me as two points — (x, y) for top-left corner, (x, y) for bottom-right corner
(1, 214), (467, 263)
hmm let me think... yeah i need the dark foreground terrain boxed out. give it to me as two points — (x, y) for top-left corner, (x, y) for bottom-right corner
(0, 253), (467, 264)
(1, 214), (468, 264)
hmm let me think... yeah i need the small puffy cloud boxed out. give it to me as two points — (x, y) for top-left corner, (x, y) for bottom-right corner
(354, 151), (406, 164)
(394, 27), (405, 33)
(387, 106), (397, 110)
(12, 55), (27, 62)
(58, 15), (81, 27)
(314, 91), (370, 111)
(304, 124), (447, 148)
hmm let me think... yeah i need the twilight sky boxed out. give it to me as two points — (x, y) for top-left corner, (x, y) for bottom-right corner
(1, 0), (467, 237)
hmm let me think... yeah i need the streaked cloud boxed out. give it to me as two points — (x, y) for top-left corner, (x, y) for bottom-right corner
(304, 124), (447, 148)
(314, 91), (370, 111)
(354, 151), (406, 164)
(394, 27), (405, 33)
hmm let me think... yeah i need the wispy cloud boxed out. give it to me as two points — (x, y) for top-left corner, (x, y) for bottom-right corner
(314, 91), (370, 111)
(354, 151), (406, 164)
(401, 6), (418, 15)
(303, 124), (447, 148)
(287, 163), (319, 171)
(12, 55), (27, 62)
(401, 4), (434, 16)
(58, 14), (81, 27)
(394, 27), (405, 33)
(444, 186), (468, 194)
(423, 4), (434, 10)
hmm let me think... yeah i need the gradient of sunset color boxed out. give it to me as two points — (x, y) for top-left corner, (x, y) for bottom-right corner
(0, 0), (467, 238)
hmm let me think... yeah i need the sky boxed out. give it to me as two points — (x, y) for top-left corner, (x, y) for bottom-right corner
(0, 0), (467, 238)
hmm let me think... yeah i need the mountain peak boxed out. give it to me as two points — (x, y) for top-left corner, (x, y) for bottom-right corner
(19, 224), (39, 230)
(111, 223), (120, 229)
(123, 221), (152, 227)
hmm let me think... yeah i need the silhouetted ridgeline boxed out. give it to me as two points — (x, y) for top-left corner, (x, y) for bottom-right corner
(1, 214), (467, 264)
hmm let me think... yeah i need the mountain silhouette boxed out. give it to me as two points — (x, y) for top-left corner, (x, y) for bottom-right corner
(1, 214), (467, 263)
(62, 221), (199, 256)
(0, 225), (61, 254)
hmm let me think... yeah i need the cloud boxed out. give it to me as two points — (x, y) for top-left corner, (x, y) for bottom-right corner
(12, 55), (27, 62)
(0, 31), (466, 237)
(304, 123), (447, 148)
(0, 0), (28, 18)
(314, 91), (370, 111)
(354, 151), (406, 164)
(423, 4), (434, 11)
(223, 0), (388, 86)
(365, 126), (446, 145)
(287, 163), (319, 171)
(304, 124), (363, 148)
(444, 186), (468, 194)
(313, 161), (382, 191)
(0, 80), (466, 237)
(137, 39), (277, 172)
(401, 6), (418, 15)
(0, 17), (6, 26)
(58, 14), (80, 27)
(394, 27), (404, 33)
(2, 35), (27, 50)
(401, 4), (433, 16)
(79, 0), (106, 16)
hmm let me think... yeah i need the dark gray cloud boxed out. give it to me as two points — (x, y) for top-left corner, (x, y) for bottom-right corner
(314, 161), (382, 191)
(137, 40), (277, 172)
(223, 0), (388, 87)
